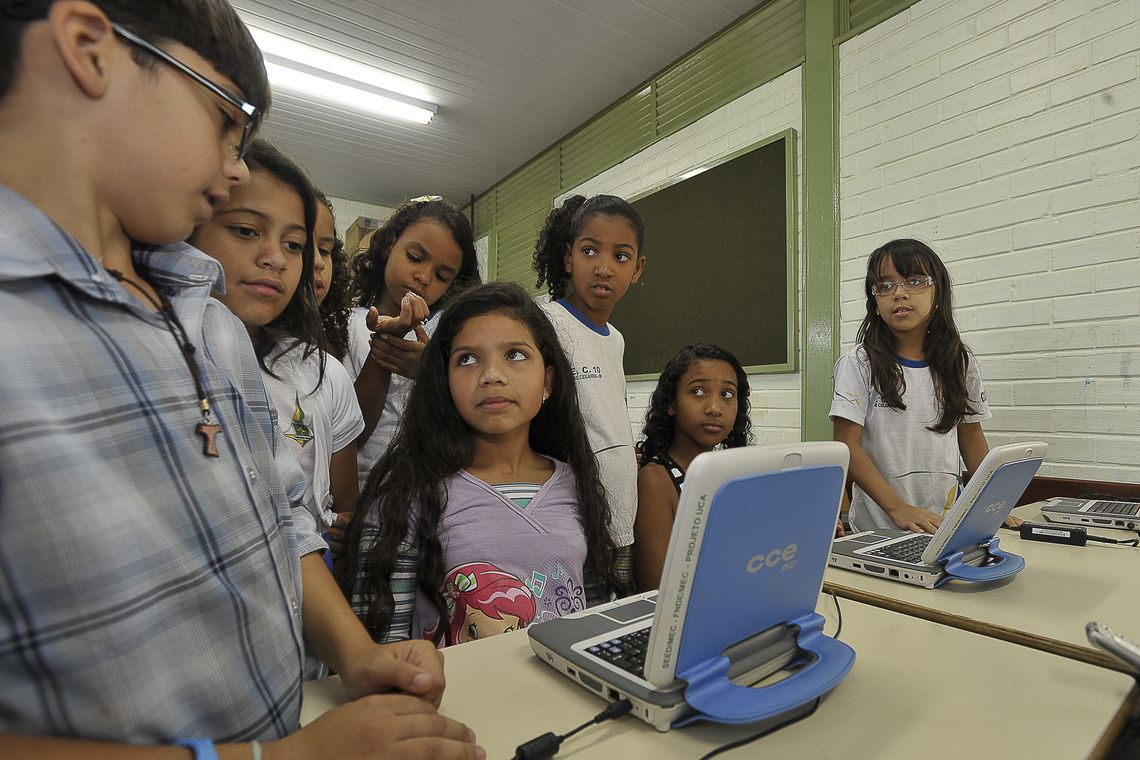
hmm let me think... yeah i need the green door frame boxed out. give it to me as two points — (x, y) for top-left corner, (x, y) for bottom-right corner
(801, 0), (841, 441)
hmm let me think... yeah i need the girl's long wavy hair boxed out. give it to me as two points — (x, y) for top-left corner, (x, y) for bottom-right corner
(350, 197), (481, 311)
(857, 238), (977, 434)
(314, 190), (352, 361)
(636, 344), (752, 466)
(200, 138), (325, 387)
(532, 194), (645, 300)
(339, 282), (622, 644)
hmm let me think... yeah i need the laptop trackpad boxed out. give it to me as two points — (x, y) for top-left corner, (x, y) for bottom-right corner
(603, 599), (656, 623)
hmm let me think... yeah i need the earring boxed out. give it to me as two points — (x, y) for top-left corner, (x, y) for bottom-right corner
(542, 391), (550, 402)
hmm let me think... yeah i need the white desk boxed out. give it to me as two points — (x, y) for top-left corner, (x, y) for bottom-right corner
(302, 596), (1136, 759)
(825, 504), (1140, 671)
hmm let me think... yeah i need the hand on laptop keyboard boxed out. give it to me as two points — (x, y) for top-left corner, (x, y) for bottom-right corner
(888, 504), (943, 534)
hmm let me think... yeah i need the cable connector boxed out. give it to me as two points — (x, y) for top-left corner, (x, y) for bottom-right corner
(1019, 521), (1138, 547)
(513, 699), (633, 760)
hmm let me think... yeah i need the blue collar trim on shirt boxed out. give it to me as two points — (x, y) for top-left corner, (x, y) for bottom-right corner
(555, 298), (609, 336)
(897, 356), (929, 368)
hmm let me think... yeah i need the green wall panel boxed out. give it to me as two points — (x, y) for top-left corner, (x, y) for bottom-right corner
(473, 191), (495, 240)
(840, 0), (922, 39)
(493, 209), (547, 294)
(560, 87), (655, 191)
(494, 147), (559, 226)
(654, 0), (803, 137)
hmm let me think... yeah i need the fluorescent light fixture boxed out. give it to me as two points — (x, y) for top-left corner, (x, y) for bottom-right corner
(264, 62), (435, 124)
(679, 166), (710, 180)
(245, 25), (437, 125)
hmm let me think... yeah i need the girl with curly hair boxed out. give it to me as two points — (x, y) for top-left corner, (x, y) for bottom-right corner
(190, 141), (363, 573)
(532, 194), (646, 589)
(342, 198), (481, 497)
(312, 190), (352, 361)
(633, 344), (751, 590)
(340, 282), (621, 646)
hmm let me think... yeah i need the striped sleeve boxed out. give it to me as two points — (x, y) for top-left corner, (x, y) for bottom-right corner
(350, 526), (418, 642)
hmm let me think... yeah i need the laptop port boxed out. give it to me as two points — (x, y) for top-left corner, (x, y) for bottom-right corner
(865, 565), (885, 574)
(889, 569), (900, 578)
(607, 687), (620, 700)
(578, 672), (603, 692)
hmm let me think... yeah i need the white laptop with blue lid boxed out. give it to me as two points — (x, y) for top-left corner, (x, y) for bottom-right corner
(528, 442), (855, 731)
(1041, 496), (1140, 532)
(829, 441), (1047, 588)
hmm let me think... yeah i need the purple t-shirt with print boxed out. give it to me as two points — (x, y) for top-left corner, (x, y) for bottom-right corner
(411, 459), (588, 645)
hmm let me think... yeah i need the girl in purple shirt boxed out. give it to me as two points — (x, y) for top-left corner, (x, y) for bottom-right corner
(341, 282), (623, 646)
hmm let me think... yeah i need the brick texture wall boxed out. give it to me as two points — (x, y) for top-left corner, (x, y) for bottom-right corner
(838, 0), (1140, 482)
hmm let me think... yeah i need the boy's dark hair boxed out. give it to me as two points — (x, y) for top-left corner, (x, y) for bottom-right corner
(350, 197), (481, 311)
(339, 281), (623, 645)
(533, 194), (645, 300)
(637, 343), (752, 467)
(231, 139), (325, 387)
(1, 0), (270, 114)
(857, 238), (976, 434)
(315, 189), (352, 361)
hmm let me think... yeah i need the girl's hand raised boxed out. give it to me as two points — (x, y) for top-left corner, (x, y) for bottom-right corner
(369, 329), (429, 379)
(366, 293), (431, 378)
(367, 292), (430, 336)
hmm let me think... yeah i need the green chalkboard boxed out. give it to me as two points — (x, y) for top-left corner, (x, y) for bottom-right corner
(612, 130), (798, 379)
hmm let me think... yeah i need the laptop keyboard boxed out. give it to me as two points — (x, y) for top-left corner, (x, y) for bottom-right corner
(586, 627), (649, 679)
(866, 534), (934, 563)
(1093, 501), (1140, 516)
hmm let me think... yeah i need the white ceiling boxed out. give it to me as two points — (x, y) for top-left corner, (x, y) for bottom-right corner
(232, 1), (766, 208)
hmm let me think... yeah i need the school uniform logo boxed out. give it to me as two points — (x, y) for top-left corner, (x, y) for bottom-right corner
(574, 365), (603, 381)
(284, 394), (314, 447)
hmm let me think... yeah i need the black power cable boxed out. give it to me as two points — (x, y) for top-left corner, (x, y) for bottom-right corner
(512, 699), (633, 760)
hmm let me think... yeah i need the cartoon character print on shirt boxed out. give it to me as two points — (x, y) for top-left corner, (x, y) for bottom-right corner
(282, 393), (314, 447)
(427, 562), (537, 645)
(528, 554), (586, 624)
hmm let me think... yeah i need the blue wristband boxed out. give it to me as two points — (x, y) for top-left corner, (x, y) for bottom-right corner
(173, 738), (219, 760)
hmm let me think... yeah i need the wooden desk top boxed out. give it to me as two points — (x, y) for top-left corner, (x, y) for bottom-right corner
(302, 596), (1136, 759)
(824, 504), (1140, 672)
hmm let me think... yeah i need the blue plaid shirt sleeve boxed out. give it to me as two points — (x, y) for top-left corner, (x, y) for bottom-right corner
(0, 187), (314, 743)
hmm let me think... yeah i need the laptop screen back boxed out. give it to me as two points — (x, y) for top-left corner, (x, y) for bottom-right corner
(672, 464), (846, 678)
(935, 457), (1043, 561)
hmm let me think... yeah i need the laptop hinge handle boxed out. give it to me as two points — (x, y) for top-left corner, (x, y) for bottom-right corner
(673, 612), (855, 727)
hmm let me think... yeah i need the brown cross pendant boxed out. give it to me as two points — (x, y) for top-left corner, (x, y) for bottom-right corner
(196, 420), (222, 457)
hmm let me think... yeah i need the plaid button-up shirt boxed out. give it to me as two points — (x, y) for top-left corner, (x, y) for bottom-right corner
(0, 186), (324, 743)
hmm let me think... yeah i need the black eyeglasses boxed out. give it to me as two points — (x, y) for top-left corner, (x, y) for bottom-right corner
(112, 23), (259, 160)
(870, 275), (935, 297)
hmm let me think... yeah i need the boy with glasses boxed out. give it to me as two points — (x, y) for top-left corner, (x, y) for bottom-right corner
(0, 2), (482, 758)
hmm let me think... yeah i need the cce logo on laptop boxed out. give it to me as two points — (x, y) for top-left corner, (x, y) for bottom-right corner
(985, 499), (1008, 515)
(746, 544), (797, 574)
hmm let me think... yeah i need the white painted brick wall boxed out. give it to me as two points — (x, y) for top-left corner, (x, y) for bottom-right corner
(554, 68), (805, 447)
(840, 0), (1140, 484)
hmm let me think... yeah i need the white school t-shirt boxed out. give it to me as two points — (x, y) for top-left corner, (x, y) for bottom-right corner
(344, 307), (439, 492)
(829, 345), (991, 532)
(263, 343), (364, 529)
(540, 299), (637, 547)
